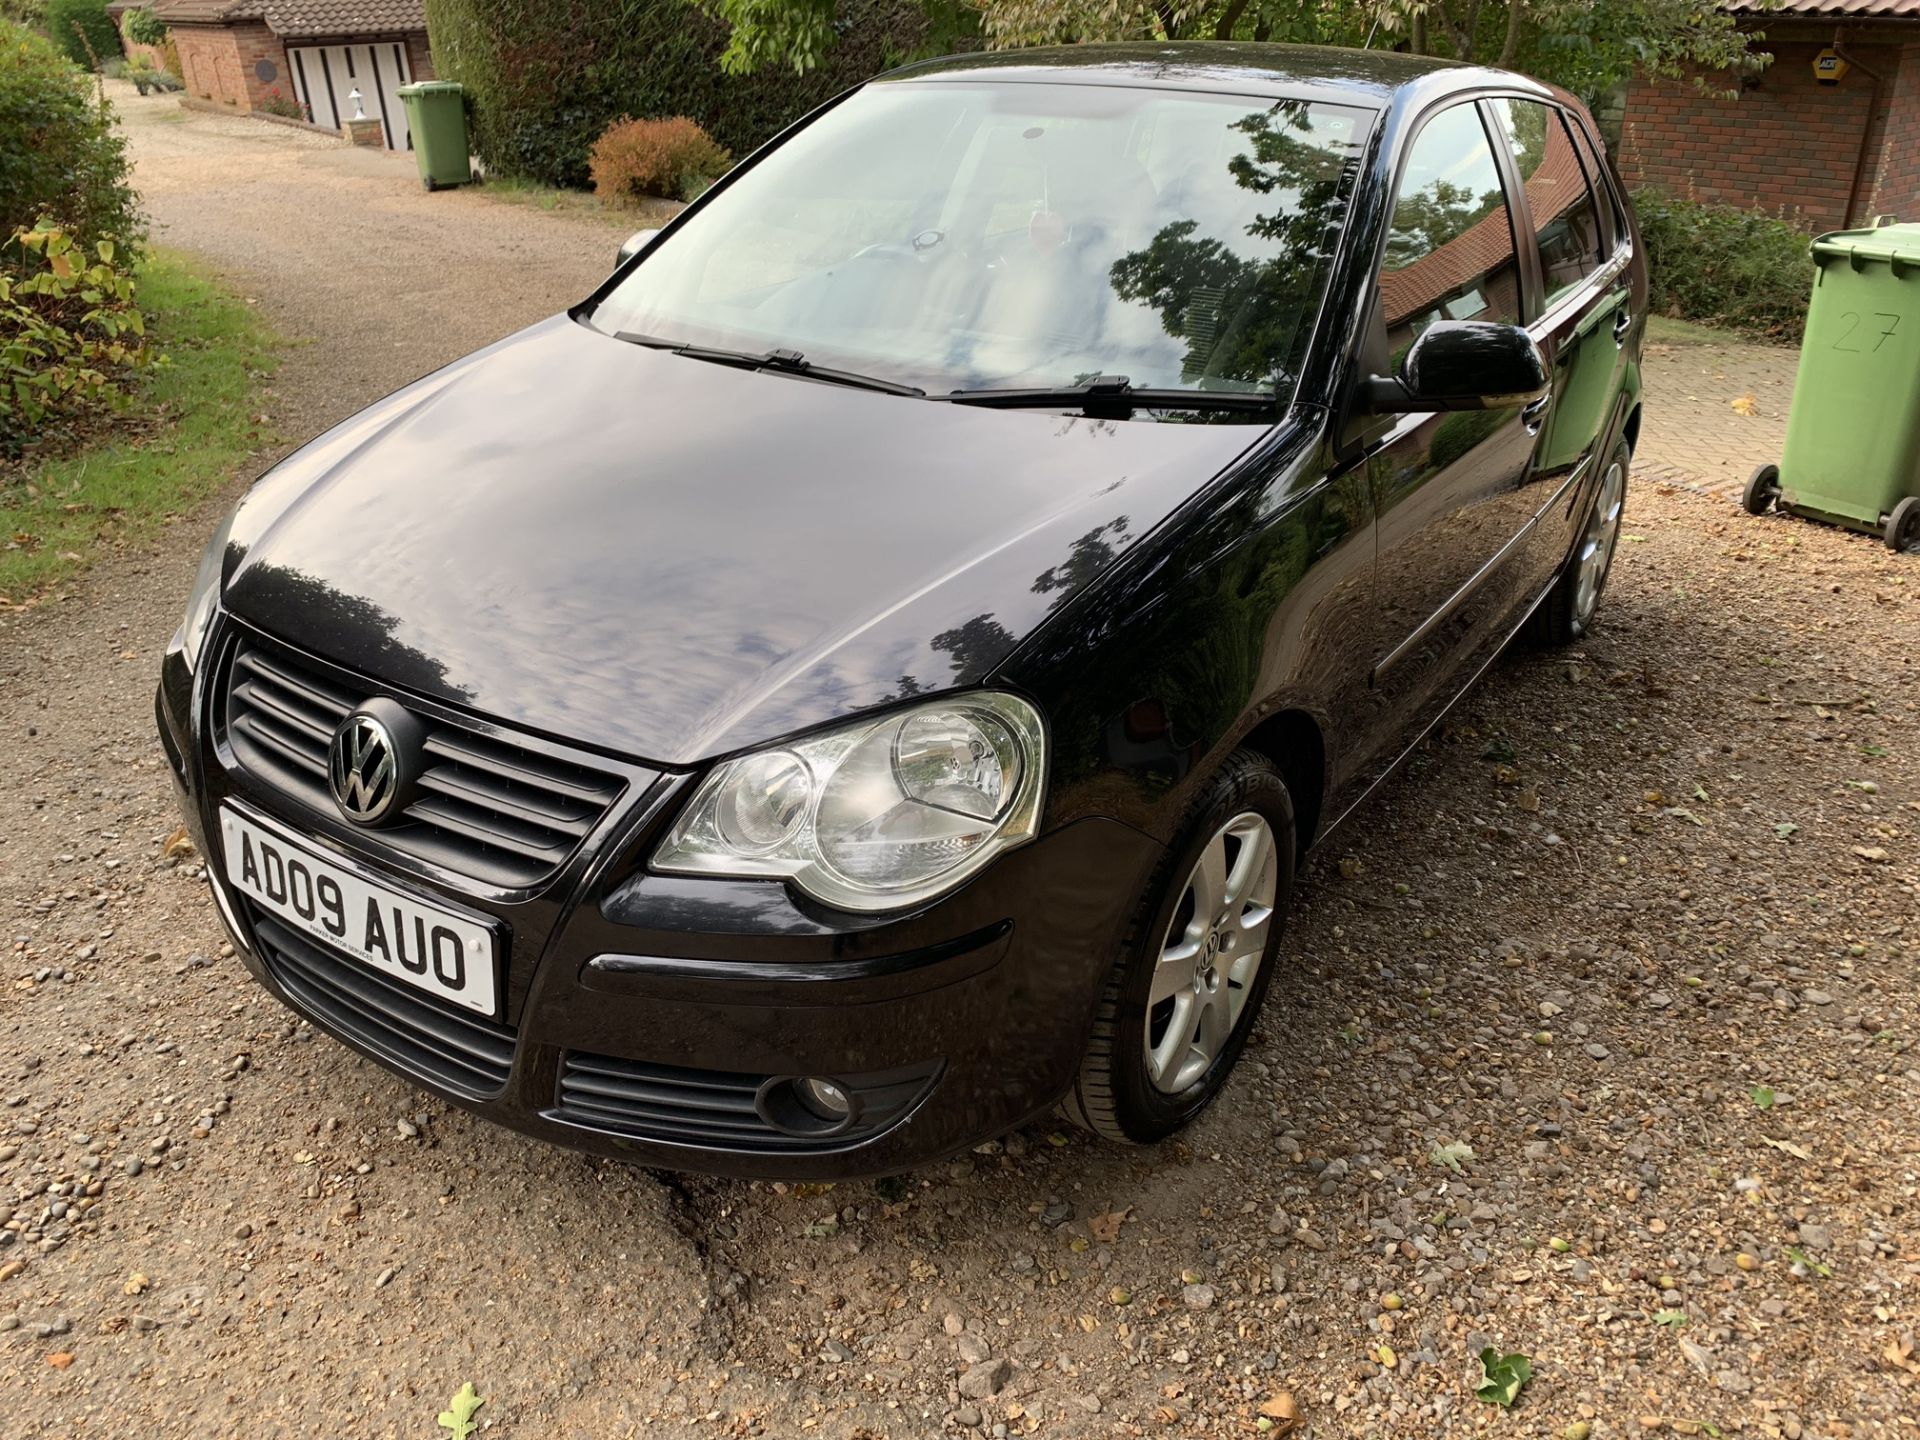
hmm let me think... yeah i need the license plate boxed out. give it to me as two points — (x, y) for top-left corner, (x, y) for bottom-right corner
(219, 806), (499, 1016)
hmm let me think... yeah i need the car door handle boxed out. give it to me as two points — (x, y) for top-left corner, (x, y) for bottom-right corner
(1613, 307), (1633, 343)
(1522, 395), (1552, 434)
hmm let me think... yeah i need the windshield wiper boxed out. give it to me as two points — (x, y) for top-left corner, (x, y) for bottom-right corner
(613, 332), (924, 397)
(936, 375), (1277, 416)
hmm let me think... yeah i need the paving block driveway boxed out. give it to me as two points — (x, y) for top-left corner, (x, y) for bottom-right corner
(2, 91), (1916, 1439)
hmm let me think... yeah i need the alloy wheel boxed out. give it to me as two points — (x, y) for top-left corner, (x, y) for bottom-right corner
(1144, 811), (1278, 1093)
(1573, 457), (1627, 626)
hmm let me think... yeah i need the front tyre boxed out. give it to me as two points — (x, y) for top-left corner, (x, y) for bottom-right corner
(1065, 750), (1295, 1143)
(1530, 436), (1630, 647)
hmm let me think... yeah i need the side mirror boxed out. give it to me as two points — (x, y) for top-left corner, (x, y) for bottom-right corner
(1363, 321), (1549, 414)
(616, 229), (661, 270)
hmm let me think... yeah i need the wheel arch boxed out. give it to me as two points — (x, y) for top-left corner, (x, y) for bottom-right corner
(1236, 708), (1327, 857)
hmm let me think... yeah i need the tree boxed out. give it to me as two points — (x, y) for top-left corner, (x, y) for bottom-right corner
(703, 0), (1769, 107)
(45, 0), (121, 69)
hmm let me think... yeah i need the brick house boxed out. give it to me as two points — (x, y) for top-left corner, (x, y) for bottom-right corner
(1617, 0), (1920, 231)
(150, 0), (433, 150)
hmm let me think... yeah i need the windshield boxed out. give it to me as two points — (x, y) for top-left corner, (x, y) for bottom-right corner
(588, 82), (1372, 406)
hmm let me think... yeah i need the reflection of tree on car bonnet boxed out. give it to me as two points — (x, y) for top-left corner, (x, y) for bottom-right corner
(1109, 104), (1360, 393)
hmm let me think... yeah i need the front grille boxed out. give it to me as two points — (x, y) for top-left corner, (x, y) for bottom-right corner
(250, 908), (516, 1099)
(555, 1052), (938, 1151)
(221, 637), (629, 889)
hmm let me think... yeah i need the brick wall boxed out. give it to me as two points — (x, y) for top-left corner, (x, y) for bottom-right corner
(170, 20), (288, 113)
(1874, 44), (1920, 221)
(1618, 39), (1908, 231)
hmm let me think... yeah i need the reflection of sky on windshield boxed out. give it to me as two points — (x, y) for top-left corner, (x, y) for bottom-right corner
(226, 320), (1264, 763)
(591, 84), (1366, 396)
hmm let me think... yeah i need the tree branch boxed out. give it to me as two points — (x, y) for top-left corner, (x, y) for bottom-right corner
(1214, 0), (1251, 40)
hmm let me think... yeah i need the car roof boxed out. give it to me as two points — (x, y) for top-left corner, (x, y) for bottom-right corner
(875, 41), (1552, 112)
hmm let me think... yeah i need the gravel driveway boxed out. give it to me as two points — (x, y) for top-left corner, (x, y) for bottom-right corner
(3, 92), (1917, 1440)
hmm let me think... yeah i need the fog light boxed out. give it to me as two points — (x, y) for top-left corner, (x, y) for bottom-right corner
(796, 1076), (851, 1122)
(755, 1074), (863, 1138)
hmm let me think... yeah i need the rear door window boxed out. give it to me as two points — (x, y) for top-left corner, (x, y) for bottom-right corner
(1378, 102), (1523, 355)
(1489, 98), (1605, 309)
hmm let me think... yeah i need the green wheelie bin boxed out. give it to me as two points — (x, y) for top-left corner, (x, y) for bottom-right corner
(1745, 218), (1920, 551)
(396, 81), (472, 192)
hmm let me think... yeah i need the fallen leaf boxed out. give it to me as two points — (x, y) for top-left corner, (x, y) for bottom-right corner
(1730, 392), (1758, 416)
(1474, 1348), (1532, 1407)
(1256, 1391), (1300, 1434)
(123, 1272), (149, 1296)
(48, 1352), (74, 1369)
(1088, 1207), (1132, 1244)
(1429, 1140), (1474, 1174)
(1852, 846), (1890, 864)
(1761, 1136), (1811, 1160)
(161, 825), (196, 860)
(437, 1382), (485, 1440)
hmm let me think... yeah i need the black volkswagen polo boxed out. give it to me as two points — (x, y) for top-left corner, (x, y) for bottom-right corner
(157, 44), (1643, 1178)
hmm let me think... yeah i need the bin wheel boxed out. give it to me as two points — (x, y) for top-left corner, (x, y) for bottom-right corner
(1889, 495), (1920, 553)
(1743, 464), (1781, 517)
(422, 177), (439, 193)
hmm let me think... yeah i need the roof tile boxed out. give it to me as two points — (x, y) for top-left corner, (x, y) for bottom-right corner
(151, 0), (424, 36)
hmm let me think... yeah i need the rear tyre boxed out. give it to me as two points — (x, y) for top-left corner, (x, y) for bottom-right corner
(1888, 495), (1920, 553)
(1743, 463), (1782, 517)
(1529, 436), (1630, 647)
(1064, 750), (1295, 1144)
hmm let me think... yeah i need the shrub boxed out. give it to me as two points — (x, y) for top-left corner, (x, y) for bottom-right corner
(257, 85), (304, 119)
(123, 4), (167, 48)
(426, 0), (938, 187)
(1, 222), (154, 452)
(589, 116), (730, 203)
(0, 22), (142, 254)
(1635, 189), (1813, 342)
(44, 0), (118, 68)
(126, 54), (181, 94)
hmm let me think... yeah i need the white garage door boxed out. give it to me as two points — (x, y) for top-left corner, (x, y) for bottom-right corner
(287, 42), (415, 151)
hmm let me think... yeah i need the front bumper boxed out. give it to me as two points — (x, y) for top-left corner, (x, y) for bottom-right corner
(158, 624), (1160, 1179)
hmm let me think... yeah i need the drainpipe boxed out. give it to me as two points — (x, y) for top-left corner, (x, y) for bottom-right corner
(1835, 30), (1887, 228)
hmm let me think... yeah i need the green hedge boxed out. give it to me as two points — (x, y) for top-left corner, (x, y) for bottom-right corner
(1, 22), (141, 254)
(45, 0), (119, 67)
(425, 0), (937, 187)
(1635, 189), (1813, 343)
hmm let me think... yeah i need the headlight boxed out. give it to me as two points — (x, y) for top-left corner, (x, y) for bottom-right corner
(653, 693), (1047, 912)
(176, 507), (237, 673)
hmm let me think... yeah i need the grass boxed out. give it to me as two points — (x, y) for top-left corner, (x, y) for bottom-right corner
(478, 174), (681, 231)
(1645, 314), (1758, 348)
(0, 248), (277, 602)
